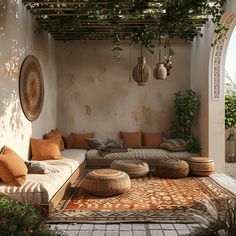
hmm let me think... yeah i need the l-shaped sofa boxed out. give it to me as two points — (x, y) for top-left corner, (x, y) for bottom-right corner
(0, 148), (191, 213)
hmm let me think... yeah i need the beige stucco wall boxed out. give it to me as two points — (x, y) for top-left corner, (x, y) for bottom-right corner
(56, 41), (191, 140)
(0, 1), (57, 160)
(191, 0), (236, 172)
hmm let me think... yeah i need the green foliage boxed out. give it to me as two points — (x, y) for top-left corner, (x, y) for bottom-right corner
(0, 198), (65, 236)
(170, 89), (200, 152)
(188, 199), (236, 236)
(29, 0), (227, 59)
(225, 95), (236, 129)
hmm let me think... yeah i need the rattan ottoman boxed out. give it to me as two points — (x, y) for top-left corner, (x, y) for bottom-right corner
(80, 169), (131, 197)
(110, 160), (149, 178)
(188, 157), (215, 176)
(154, 159), (189, 178)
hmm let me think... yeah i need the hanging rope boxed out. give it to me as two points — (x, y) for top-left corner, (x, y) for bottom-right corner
(129, 42), (132, 83)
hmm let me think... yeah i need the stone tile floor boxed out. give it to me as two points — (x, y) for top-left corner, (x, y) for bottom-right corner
(50, 223), (202, 236)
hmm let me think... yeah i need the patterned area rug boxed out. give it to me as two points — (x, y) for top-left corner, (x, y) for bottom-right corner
(47, 169), (235, 223)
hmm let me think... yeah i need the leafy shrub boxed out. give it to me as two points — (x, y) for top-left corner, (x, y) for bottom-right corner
(225, 95), (236, 129)
(170, 89), (200, 152)
(0, 198), (66, 236)
(187, 198), (236, 236)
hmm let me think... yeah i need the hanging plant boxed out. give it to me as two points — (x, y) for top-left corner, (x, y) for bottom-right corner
(26, 0), (227, 59)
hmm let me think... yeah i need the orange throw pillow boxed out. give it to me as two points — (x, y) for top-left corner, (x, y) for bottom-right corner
(67, 132), (94, 149)
(143, 132), (163, 148)
(44, 129), (64, 150)
(120, 131), (142, 148)
(31, 138), (61, 160)
(0, 146), (28, 186)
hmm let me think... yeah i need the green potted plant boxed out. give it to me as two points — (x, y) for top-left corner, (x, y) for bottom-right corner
(0, 198), (65, 236)
(170, 89), (200, 152)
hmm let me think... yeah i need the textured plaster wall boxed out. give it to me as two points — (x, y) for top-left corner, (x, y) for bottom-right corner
(191, 0), (236, 172)
(0, 1), (57, 160)
(56, 41), (191, 140)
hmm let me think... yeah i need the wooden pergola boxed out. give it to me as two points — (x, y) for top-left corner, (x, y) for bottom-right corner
(22, 0), (224, 42)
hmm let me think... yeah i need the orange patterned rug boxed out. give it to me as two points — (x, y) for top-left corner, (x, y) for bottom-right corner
(47, 170), (235, 223)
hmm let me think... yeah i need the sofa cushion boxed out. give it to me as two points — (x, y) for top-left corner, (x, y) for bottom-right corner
(86, 138), (106, 150)
(120, 131), (142, 148)
(0, 146), (28, 186)
(25, 161), (60, 174)
(160, 138), (188, 151)
(44, 129), (65, 150)
(67, 132), (94, 149)
(30, 138), (62, 160)
(0, 149), (87, 204)
(143, 132), (163, 148)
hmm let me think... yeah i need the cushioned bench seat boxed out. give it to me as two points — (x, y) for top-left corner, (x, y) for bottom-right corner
(86, 149), (191, 166)
(0, 149), (87, 209)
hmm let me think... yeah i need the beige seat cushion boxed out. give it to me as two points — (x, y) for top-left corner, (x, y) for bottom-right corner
(81, 169), (131, 197)
(111, 160), (149, 178)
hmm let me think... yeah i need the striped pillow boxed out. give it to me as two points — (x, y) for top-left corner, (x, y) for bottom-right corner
(160, 138), (188, 151)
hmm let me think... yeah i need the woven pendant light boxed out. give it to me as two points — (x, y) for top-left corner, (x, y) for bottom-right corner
(132, 45), (151, 86)
(153, 41), (167, 80)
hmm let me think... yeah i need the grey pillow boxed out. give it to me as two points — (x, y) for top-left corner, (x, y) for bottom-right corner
(160, 138), (188, 152)
(25, 161), (60, 174)
(106, 138), (124, 149)
(86, 138), (106, 150)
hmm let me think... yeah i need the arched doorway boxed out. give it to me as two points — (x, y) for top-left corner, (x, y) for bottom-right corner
(210, 12), (236, 173)
(224, 24), (236, 176)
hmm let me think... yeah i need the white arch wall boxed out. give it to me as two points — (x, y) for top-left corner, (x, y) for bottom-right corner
(191, 1), (236, 172)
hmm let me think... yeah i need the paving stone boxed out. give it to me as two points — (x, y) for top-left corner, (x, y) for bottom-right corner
(120, 223), (132, 231)
(177, 229), (191, 235)
(92, 231), (106, 236)
(150, 230), (164, 236)
(48, 224), (57, 230)
(148, 223), (161, 230)
(67, 223), (81, 231)
(161, 224), (175, 230)
(80, 224), (94, 230)
(94, 224), (107, 231)
(54, 224), (68, 230)
(67, 231), (79, 236)
(163, 230), (178, 236)
(120, 231), (132, 236)
(106, 224), (119, 231)
(105, 231), (119, 236)
(132, 223), (145, 230)
(173, 224), (188, 230)
(133, 231), (147, 236)
(78, 231), (92, 236)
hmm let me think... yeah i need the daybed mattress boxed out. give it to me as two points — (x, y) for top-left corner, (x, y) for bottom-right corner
(86, 149), (192, 166)
(0, 149), (86, 204)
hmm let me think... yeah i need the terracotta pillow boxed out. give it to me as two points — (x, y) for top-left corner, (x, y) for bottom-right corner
(143, 132), (163, 148)
(120, 131), (142, 148)
(67, 132), (94, 149)
(0, 146), (28, 186)
(44, 129), (64, 150)
(30, 138), (62, 160)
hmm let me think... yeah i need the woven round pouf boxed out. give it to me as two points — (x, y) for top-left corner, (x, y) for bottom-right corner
(188, 157), (215, 176)
(154, 159), (189, 178)
(80, 169), (131, 197)
(110, 160), (149, 178)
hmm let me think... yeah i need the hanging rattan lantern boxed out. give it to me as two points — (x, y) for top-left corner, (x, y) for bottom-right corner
(132, 45), (151, 86)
